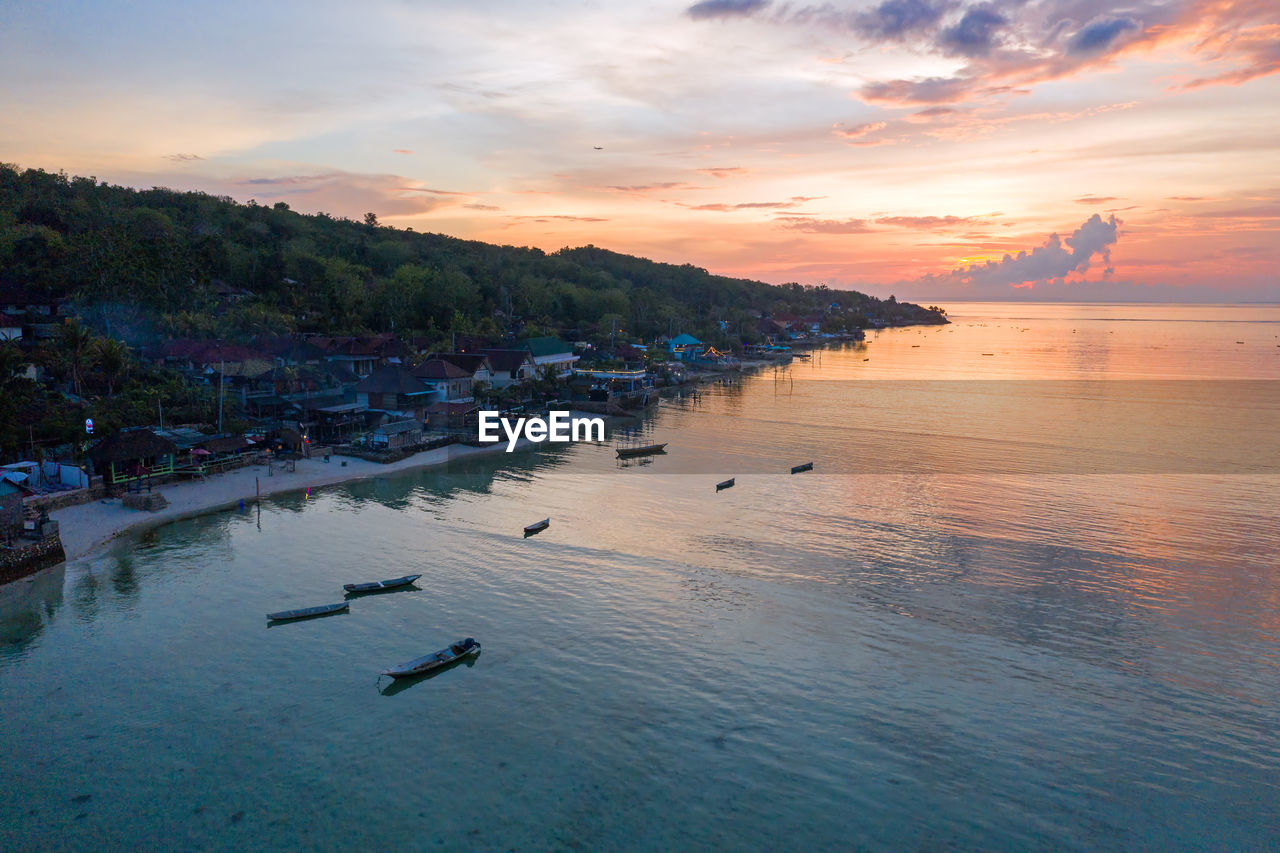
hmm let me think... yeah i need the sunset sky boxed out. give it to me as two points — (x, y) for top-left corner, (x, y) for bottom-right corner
(2, 0), (1277, 300)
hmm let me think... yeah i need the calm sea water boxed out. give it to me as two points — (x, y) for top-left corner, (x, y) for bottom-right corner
(2, 303), (1278, 850)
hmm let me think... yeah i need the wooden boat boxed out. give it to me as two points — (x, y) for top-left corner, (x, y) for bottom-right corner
(267, 601), (348, 622)
(383, 638), (481, 679)
(616, 442), (668, 459)
(716, 478), (735, 491)
(343, 574), (421, 594)
(524, 518), (550, 537)
(790, 462), (813, 474)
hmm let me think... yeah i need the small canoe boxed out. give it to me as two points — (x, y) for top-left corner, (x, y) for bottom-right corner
(343, 574), (422, 593)
(716, 478), (735, 491)
(524, 518), (550, 537)
(616, 443), (668, 459)
(790, 462), (813, 474)
(267, 601), (349, 622)
(383, 638), (481, 679)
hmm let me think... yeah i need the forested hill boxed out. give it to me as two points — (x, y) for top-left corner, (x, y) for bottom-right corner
(1, 164), (945, 346)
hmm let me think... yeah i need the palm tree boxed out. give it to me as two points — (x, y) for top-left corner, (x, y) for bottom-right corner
(94, 337), (130, 398)
(59, 320), (94, 396)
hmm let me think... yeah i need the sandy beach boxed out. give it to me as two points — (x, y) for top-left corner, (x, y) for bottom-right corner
(52, 439), (541, 563)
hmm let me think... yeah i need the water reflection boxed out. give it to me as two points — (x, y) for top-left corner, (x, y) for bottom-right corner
(0, 563), (65, 658)
(377, 653), (482, 697)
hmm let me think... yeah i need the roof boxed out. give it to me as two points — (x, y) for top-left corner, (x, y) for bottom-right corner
(218, 358), (274, 378)
(355, 365), (430, 395)
(669, 333), (702, 346)
(89, 428), (178, 464)
(310, 333), (410, 360)
(522, 336), (573, 358)
(374, 419), (422, 435)
(0, 283), (59, 306)
(201, 435), (255, 454)
(0, 479), (23, 497)
(315, 402), (367, 414)
(153, 426), (211, 450)
(209, 279), (253, 297)
(434, 352), (492, 374)
(426, 401), (479, 416)
(412, 358), (472, 380)
(162, 339), (270, 367)
(480, 349), (534, 372)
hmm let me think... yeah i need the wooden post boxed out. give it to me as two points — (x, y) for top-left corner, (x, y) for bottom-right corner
(256, 476), (260, 499)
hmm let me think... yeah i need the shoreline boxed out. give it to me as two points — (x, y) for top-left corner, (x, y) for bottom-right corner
(47, 344), (869, 567)
(51, 436), (557, 565)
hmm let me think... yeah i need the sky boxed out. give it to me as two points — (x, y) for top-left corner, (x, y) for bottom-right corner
(1, 0), (1277, 301)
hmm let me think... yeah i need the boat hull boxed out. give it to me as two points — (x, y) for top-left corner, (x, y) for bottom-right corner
(267, 602), (349, 622)
(790, 462), (813, 474)
(384, 640), (481, 678)
(343, 574), (422, 593)
(716, 478), (735, 491)
(616, 443), (668, 459)
(524, 519), (550, 537)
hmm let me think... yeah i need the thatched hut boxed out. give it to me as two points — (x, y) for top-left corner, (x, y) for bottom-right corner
(89, 428), (178, 486)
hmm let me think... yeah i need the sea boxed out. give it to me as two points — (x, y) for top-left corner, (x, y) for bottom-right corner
(2, 303), (1278, 850)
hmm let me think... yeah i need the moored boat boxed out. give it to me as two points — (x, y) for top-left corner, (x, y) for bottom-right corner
(524, 518), (550, 537)
(383, 638), (481, 678)
(790, 462), (813, 474)
(716, 478), (735, 491)
(616, 442), (668, 459)
(343, 574), (422, 593)
(267, 601), (349, 622)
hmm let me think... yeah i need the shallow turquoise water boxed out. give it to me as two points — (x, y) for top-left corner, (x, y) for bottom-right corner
(2, 304), (1278, 850)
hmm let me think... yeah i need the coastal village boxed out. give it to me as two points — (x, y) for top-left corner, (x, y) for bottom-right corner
(0, 165), (947, 584)
(1, 286), (895, 582)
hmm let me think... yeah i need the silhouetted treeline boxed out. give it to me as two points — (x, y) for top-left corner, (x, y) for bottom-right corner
(1, 164), (944, 347)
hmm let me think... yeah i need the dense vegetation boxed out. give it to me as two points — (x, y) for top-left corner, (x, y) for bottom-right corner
(0, 163), (944, 458)
(1, 164), (942, 344)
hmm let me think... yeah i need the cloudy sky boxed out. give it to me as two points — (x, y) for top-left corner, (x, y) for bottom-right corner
(2, 0), (1277, 300)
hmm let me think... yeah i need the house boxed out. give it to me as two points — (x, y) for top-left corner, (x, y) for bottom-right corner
(0, 283), (64, 320)
(209, 279), (253, 305)
(0, 283), (66, 340)
(411, 358), (473, 402)
(89, 428), (178, 487)
(159, 340), (273, 384)
(0, 480), (24, 540)
(355, 365), (433, 422)
(521, 336), (579, 378)
(434, 352), (492, 385)
(667, 333), (703, 361)
(425, 400), (480, 431)
(370, 419), (423, 450)
(309, 402), (368, 444)
(311, 334), (410, 378)
(480, 349), (536, 388)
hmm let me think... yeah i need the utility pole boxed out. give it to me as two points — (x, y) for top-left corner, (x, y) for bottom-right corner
(218, 359), (225, 433)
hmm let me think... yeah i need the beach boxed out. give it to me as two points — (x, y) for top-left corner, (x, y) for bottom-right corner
(52, 438), (542, 562)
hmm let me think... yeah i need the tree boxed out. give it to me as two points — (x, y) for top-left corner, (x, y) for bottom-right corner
(59, 319), (95, 396)
(94, 337), (129, 398)
(364, 212), (379, 227)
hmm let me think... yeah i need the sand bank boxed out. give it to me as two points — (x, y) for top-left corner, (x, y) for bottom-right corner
(52, 439), (539, 563)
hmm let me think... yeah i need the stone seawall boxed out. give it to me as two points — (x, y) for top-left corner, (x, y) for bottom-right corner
(0, 536), (67, 586)
(24, 483), (108, 514)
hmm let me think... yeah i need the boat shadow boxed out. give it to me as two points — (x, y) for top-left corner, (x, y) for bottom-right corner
(378, 651), (481, 696)
(266, 610), (350, 628)
(343, 584), (422, 601)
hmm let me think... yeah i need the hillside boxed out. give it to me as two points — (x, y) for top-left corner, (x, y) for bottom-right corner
(0, 164), (945, 346)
